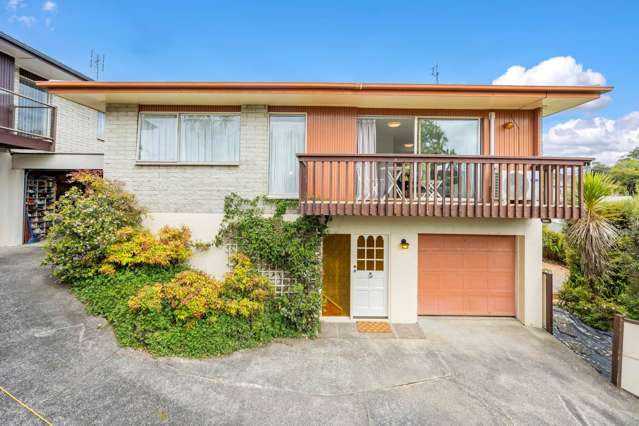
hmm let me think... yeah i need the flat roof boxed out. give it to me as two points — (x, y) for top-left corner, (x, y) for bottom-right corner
(37, 81), (612, 116)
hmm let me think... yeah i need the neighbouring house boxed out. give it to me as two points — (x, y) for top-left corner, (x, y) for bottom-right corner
(37, 80), (611, 326)
(0, 32), (104, 246)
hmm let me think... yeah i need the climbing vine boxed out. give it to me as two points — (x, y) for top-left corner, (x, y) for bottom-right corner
(214, 194), (329, 334)
(215, 194), (327, 288)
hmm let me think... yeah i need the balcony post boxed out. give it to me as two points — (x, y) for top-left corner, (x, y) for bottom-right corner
(50, 105), (58, 151)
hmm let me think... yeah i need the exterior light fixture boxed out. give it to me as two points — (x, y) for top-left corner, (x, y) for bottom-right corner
(503, 121), (515, 130)
(387, 121), (402, 128)
(400, 239), (410, 249)
(403, 143), (414, 148)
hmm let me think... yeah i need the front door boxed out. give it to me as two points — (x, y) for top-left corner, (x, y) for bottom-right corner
(351, 234), (387, 317)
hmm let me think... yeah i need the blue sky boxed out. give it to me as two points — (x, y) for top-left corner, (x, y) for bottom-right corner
(3, 0), (638, 163)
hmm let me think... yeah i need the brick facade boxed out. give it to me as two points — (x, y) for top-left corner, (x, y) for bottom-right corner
(51, 95), (104, 154)
(104, 104), (269, 213)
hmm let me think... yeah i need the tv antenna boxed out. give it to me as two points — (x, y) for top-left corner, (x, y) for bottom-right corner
(431, 64), (440, 84)
(89, 49), (105, 80)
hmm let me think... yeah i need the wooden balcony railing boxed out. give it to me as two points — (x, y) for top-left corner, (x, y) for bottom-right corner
(0, 86), (56, 151)
(297, 154), (592, 219)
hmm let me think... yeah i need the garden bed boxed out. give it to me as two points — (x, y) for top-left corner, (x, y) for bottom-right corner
(42, 173), (323, 358)
(553, 306), (612, 378)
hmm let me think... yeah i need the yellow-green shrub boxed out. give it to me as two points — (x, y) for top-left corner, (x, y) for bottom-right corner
(128, 283), (164, 313)
(43, 172), (144, 283)
(222, 253), (273, 308)
(100, 225), (191, 274)
(163, 271), (224, 322)
(128, 255), (274, 325)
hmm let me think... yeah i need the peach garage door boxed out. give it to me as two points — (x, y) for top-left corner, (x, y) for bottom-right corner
(418, 234), (516, 316)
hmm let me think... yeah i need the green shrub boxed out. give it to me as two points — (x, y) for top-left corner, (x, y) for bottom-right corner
(72, 262), (298, 358)
(100, 225), (192, 274)
(43, 173), (144, 283)
(558, 269), (628, 331)
(71, 265), (184, 346)
(542, 225), (567, 265)
(560, 195), (639, 329)
(276, 284), (322, 335)
(215, 194), (328, 337)
(215, 194), (327, 289)
(129, 254), (274, 326)
(221, 254), (273, 313)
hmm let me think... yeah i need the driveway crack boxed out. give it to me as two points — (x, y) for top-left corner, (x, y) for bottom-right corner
(159, 362), (452, 398)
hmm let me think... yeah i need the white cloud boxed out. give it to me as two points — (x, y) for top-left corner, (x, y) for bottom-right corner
(42, 0), (55, 11)
(544, 112), (639, 164)
(6, 0), (24, 10)
(493, 56), (611, 110)
(9, 14), (36, 27)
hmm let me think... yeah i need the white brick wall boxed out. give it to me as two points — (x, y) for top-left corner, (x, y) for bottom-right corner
(51, 95), (104, 154)
(104, 104), (269, 213)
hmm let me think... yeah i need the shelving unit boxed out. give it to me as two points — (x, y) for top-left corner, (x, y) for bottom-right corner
(25, 175), (56, 241)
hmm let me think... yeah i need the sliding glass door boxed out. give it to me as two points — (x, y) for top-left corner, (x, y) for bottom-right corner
(355, 116), (482, 201)
(417, 118), (481, 200)
(356, 117), (414, 200)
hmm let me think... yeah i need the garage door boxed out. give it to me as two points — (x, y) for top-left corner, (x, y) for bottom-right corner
(418, 235), (515, 316)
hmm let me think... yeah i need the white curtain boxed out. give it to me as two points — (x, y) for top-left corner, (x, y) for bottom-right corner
(17, 79), (49, 137)
(139, 114), (177, 161)
(180, 115), (240, 162)
(357, 118), (377, 200)
(269, 115), (305, 195)
(96, 111), (105, 140)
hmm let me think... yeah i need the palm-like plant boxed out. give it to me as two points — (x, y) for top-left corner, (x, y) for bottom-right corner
(566, 172), (619, 278)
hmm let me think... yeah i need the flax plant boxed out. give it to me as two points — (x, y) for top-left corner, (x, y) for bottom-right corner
(566, 172), (619, 278)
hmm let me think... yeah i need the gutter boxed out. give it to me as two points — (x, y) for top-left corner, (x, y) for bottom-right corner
(36, 81), (613, 96)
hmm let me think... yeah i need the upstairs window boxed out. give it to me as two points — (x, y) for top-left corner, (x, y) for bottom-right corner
(138, 113), (240, 163)
(180, 114), (240, 162)
(139, 114), (178, 161)
(268, 114), (305, 196)
(96, 111), (105, 140)
(417, 118), (480, 155)
(17, 74), (49, 137)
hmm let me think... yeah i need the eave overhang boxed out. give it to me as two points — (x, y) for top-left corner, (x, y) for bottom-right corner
(36, 81), (612, 117)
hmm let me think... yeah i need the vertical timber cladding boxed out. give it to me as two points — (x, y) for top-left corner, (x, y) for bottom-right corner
(418, 234), (516, 316)
(322, 234), (351, 316)
(0, 52), (15, 129)
(494, 110), (539, 156)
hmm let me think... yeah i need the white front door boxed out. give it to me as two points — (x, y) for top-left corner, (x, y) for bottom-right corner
(351, 234), (387, 317)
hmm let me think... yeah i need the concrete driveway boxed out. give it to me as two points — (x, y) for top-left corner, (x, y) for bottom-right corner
(1, 246), (638, 425)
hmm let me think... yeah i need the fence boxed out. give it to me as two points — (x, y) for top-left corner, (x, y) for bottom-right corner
(543, 271), (553, 334)
(612, 314), (639, 397)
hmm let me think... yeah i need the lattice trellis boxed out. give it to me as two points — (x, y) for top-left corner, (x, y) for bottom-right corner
(225, 241), (294, 295)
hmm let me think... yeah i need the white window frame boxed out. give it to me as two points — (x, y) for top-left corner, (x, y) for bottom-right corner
(136, 111), (241, 166)
(267, 112), (307, 199)
(96, 111), (105, 141)
(356, 115), (416, 154)
(414, 116), (482, 155)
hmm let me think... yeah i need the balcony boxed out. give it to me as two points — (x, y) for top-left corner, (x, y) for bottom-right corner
(297, 154), (591, 219)
(0, 87), (56, 151)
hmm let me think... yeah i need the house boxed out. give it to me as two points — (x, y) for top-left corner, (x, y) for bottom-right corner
(0, 32), (104, 246)
(36, 80), (611, 326)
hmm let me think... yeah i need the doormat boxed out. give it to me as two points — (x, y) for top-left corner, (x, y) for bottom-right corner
(356, 321), (392, 333)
